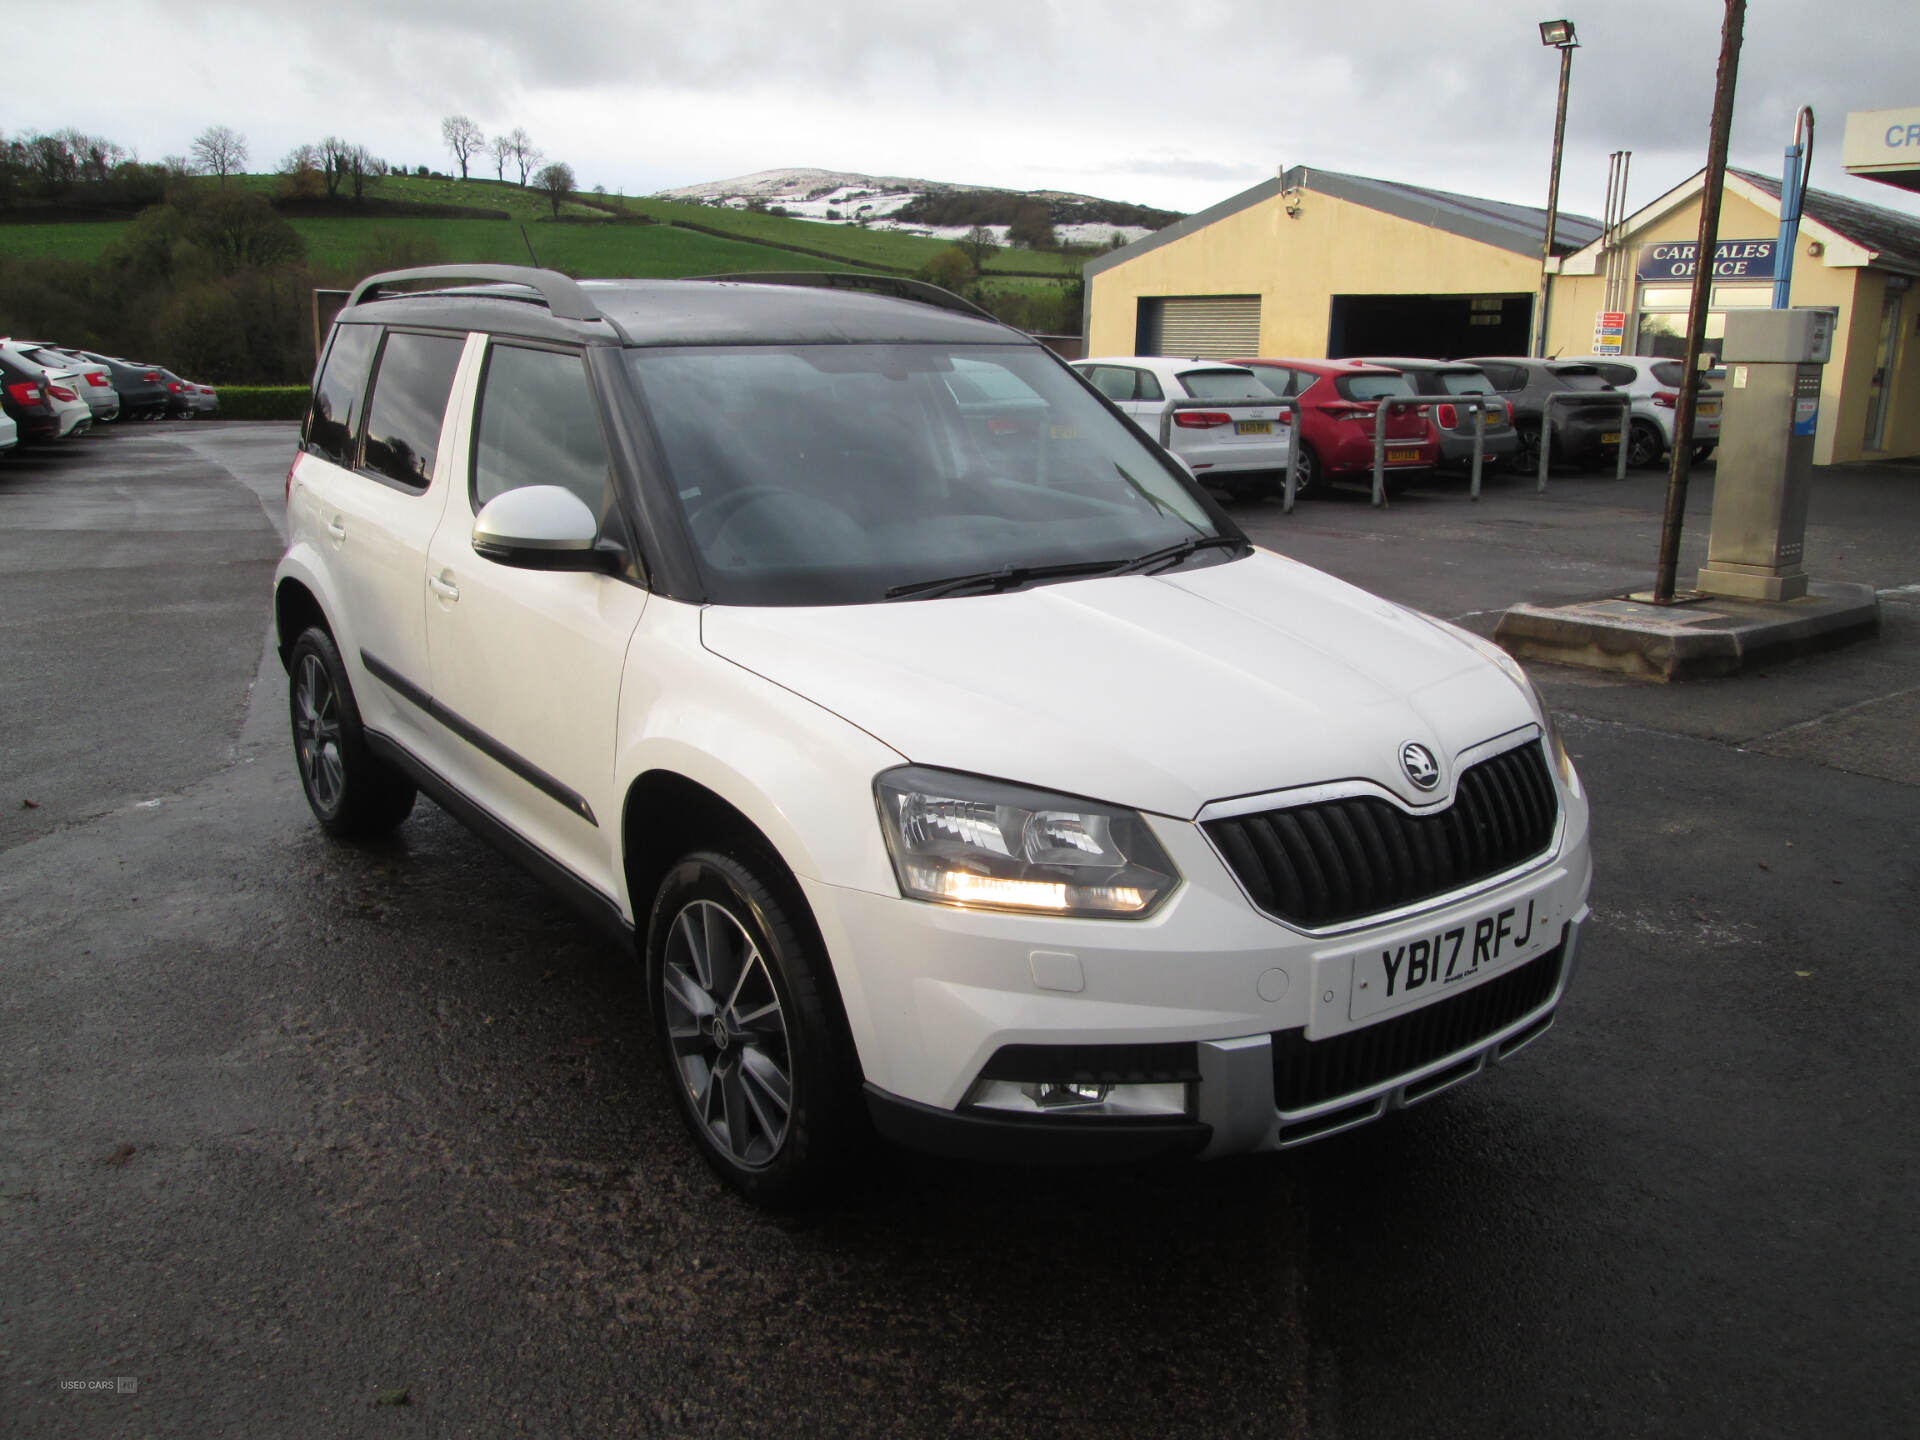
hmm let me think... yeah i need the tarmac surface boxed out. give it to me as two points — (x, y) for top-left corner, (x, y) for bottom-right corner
(2, 422), (1915, 1438)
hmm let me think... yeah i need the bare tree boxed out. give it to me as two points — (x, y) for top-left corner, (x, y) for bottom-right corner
(505, 128), (541, 186)
(190, 125), (249, 183)
(316, 136), (353, 199)
(960, 224), (998, 272)
(534, 161), (575, 218)
(440, 115), (483, 180)
(343, 144), (387, 202)
(486, 134), (510, 182)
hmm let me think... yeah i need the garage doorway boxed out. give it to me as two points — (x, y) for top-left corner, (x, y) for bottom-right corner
(1326, 294), (1532, 360)
(1136, 296), (1262, 358)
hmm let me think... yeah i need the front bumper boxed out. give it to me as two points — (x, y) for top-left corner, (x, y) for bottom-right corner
(807, 773), (1592, 1163)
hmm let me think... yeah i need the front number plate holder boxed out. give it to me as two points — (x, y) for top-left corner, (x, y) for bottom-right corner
(1347, 896), (1557, 1021)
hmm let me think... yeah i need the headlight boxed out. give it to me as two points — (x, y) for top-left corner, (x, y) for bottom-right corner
(874, 767), (1179, 918)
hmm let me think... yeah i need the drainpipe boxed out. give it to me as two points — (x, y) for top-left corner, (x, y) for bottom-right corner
(1772, 107), (1814, 309)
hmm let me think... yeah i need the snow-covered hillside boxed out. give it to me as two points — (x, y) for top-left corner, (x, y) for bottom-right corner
(653, 167), (1166, 248)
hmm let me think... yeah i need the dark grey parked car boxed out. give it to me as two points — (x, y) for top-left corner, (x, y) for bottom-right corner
(1460, 357), (1626, 471)
(1355, 357), (1521, 473)
(73, 351), (174, 421)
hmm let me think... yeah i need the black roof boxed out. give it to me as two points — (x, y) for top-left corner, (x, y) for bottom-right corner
(1731, 168), (1920, 273)
(343, 275), (1021, 349)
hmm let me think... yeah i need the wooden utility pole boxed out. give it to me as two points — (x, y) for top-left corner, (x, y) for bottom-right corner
(1653, 0), (1746, 602)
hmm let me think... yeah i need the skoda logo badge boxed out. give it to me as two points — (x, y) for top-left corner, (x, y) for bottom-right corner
(1400, 742), (1440, 791)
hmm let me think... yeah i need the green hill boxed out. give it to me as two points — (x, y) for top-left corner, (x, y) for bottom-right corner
(0, 171), (1086, 282)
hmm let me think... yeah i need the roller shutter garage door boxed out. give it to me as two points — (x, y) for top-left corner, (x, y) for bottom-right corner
(1145, 296), (1262, 359)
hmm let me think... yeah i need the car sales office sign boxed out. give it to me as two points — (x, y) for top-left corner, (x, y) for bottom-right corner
(1637, 238), (1778, 282)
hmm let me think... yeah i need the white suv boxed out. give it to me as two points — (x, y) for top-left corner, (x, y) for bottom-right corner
(275, 266), (1591, 1204)
(1573, 355), (1724, 468)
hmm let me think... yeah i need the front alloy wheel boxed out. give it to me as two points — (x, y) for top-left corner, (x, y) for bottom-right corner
(659, 898), (794, 1168)
(647, 850), (860, 1205)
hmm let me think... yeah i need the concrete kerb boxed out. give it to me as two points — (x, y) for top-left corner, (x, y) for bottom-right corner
(1494, 580), (1882, 681)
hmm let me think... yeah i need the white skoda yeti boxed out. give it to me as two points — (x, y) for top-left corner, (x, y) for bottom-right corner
(274, 266), (1592, 1205)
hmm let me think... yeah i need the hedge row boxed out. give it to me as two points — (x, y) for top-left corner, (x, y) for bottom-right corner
(214, 386), (308, 420)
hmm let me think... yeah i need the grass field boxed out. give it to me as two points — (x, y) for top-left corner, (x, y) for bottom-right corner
(0, 172), (1089, 281)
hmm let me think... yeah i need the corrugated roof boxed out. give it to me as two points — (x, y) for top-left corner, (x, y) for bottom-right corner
(1731, 167), (1920, 272)
(1085, 165), (1599, 280)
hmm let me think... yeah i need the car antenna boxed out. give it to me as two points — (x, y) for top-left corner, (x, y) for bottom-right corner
(519, 224), (541, 267)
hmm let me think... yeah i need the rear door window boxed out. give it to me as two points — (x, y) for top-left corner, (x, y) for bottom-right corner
(1478, 363), (1527, 391)
(1246, 367), (1295, 398)
(471, 344), (614, 524)
(1433, 369), (1496, 395)
(305, 324), (379, 467)
(360, 330), (465, 490)
(1593, 363), (1638, 387)
(1651, 361), (1687, 387)
(1550, 365), (1613, 391)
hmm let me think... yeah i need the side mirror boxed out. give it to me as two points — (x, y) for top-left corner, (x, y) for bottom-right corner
(472, 485), (616, 572)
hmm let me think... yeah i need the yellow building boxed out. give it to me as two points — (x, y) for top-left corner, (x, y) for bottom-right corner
(1550, 168), (1917, 464)
(1085, 163), (1919, 464)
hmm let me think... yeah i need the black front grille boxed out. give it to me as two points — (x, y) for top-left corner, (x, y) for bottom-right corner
(1204, 741), (1558, 928)
(1271, 940), (1565, 1112)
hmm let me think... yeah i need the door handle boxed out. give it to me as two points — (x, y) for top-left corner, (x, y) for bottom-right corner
(325, 517), (346, 541)
(428, 573), (460, 602)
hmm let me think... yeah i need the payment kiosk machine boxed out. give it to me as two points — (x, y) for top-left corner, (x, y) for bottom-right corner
(1696, 308), (1835, 602)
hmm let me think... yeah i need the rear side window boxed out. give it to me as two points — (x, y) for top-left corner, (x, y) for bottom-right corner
(305, 324), (378, 466)
(1334, 374), (1415, 401)
(361, 331), (465, 489)
(1082, 365), (1140, 402)
(1246, 366), (1296, 398)
(1178, 368), (1267, 400)
(472, 344), (613, 523)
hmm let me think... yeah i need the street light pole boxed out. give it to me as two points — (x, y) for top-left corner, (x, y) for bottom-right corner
(1534, 21), (1579, 358)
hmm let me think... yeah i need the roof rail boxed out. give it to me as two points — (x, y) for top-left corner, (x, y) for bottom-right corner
(345, 265), (611, 325)
(688, 271), (1001, 324)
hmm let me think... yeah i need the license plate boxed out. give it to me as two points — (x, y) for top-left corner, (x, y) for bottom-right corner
(1698, 401), (1720, 416)
(1236, 420), (1272, 435)
(1387, 448), (1421, 463)
(1602, 432), (1621, 445)
(1049, 425), (1078, 440)
(1348, 895), (1556, 1021)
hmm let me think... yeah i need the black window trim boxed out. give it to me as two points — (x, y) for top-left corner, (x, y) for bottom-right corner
(351, 324), (470, 497)
(468, 336), (651, 591)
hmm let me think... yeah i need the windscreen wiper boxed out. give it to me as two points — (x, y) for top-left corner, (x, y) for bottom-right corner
(883, 559), (1121, 601)
(1105, 534), (1248, 577)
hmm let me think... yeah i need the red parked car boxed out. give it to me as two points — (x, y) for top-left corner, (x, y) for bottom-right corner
(1232, 358), (1438, 492)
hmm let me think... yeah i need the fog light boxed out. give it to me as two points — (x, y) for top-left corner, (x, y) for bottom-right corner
(966, 1078), (1191, 1118)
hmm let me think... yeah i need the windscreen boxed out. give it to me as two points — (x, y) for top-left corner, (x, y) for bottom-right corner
(627, 343), (1230, 606)
(1178, 368), (1270, 400)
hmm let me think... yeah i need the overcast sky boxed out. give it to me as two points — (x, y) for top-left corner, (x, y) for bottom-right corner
(5, 0), (1915, 225)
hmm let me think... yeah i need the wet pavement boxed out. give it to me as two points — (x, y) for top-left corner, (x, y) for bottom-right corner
(2, 424), (1915, 1437)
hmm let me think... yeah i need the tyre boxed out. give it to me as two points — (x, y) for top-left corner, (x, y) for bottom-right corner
(1515, 423), (1543, 475)
(646, 849), (860, 1206)
(287, 626), (416, 838)
(1692, 443), (1717, 464)
(1292, 444), (1322, 495)
(1627, 419), (1664, 470)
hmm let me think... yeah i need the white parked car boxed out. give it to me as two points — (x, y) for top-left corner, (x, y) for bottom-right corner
(0, 343), (93, 439)
(1569, 355), (1723, 468)
(11, 341), (121, 423)
(1071, 356), (1293, 500)
(0, 409), (17, 453)
(275, 267), (1591, 1205)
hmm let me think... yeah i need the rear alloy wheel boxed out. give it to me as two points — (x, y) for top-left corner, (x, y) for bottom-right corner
(647, 850), (859, 1205)
(1293, 444), (1322, 496)
(1627, 420), (1665, 470)
(1515, 423), (1543, 475)
(1692, 443), (1717, 465)
(287, 627), (416, 839)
